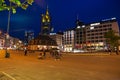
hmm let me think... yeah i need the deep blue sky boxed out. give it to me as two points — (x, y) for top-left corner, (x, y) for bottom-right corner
(0, 0), (120, 40)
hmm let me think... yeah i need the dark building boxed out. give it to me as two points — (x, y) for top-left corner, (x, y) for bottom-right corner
(75, 19), (86, 49)
(41, 7), (51, 35)
(28, 35), (57, 50)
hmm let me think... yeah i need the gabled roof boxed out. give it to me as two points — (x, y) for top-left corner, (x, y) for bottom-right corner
(29, 35), (57, 46)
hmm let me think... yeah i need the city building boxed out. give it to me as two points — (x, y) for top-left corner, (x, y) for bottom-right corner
(63, 29), (75, 52)
(75, 18), (85, 49)
(41, 6), (52, 35)
(28, 7), (58, 50)
(0, 31), (23, 49)
(49, 32), (63, 51)
(75, 17), (119, 51)
(28, 35), (57, 50)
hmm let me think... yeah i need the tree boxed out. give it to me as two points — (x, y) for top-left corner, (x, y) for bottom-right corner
(0, 0), (34, 33)
(0, 0), (34, 52)
(0, 0), (34, 34)
(0, 0), (34, 14)
(104, 30), (120, 55)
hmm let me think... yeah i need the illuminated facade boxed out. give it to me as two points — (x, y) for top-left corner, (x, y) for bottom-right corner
(0, 31), (23, 49)
(0, 34), (5, 49)
(63, 29), (75, 52)
(75, 18), (119, 51)
(28, 7), (58, 50)
(75, 19), (85, 49)
(28, 35), (57, 50)
(49, 32), (63, 51)
(41, 7), (51, 35)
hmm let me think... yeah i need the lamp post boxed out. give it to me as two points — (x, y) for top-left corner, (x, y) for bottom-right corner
(7, 2), (11, 35)
(4, 2), (11, 58)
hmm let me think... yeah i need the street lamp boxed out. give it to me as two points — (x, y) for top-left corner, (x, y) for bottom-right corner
(4, 2), (12, 58)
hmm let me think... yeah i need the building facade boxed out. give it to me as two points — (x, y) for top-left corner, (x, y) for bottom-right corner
(49, 32), (63, 51)
(63, 29), (75, 52)
(28, 35), (57, 50)
(75, 18), (119, 51)
(75, 19), (85, 49)
(0, 31), (23, 49)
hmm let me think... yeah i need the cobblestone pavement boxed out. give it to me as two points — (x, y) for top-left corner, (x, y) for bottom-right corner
(0, 50), (120, 80)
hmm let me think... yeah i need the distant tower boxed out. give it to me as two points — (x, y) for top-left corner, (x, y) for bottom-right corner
(41, 6), (51, 35)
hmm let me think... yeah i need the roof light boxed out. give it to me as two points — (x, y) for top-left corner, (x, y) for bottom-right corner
(90, 23), (100, 26)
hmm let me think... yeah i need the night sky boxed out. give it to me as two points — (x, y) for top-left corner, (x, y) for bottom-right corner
(0, 0), (120, 40)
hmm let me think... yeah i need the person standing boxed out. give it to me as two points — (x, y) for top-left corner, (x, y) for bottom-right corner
(115, 47), (119, 55)
(43, 49), (46, 58)
(24, 47), (28, 56)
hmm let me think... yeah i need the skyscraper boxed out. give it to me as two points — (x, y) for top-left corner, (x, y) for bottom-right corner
(41, 6), (51, 35)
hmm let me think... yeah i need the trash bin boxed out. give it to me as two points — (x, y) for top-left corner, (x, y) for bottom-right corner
(5, 52), (10, 58)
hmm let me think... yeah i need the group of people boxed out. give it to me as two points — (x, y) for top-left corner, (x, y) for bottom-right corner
(107, 47), (119, 55)
(38, 49), (62, 60)
(24, 47), (62, 60)
(50, 50), (61, 60)
(38, 50), (46, 59)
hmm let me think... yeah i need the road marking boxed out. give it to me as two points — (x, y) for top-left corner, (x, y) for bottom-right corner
(2, 72), (16, 80)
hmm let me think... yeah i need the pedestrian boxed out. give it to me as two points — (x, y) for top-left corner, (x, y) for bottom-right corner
(38, 53), (43, 59)
(49, 49), (53, 57)
(115, 47), (119, 55)
(24, 48), (27, 56)
(108, 48), (111, 55)
(54, 50), (61, 61)
(43, 49), (46, 58)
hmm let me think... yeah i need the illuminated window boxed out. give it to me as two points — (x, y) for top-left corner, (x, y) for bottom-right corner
(90, 27), (94, 30)
(42, 18), (46, 22)
(44, 26), (48, 29)
(77, 26), (81, 28)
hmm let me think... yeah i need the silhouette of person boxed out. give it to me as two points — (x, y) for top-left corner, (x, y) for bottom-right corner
(24, 47), (27, 56)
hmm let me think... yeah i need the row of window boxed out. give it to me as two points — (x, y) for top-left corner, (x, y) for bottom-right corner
(76, 28), (112, 35)
(76, 40), (104, 43)
(86, 24), (112, 30)
(86, 28), (112, 32)
(87, 36), (104, 39)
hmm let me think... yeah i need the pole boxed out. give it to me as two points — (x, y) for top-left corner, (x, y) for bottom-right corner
(7, 2), (11, 34)
(5, 2), (11, 58)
